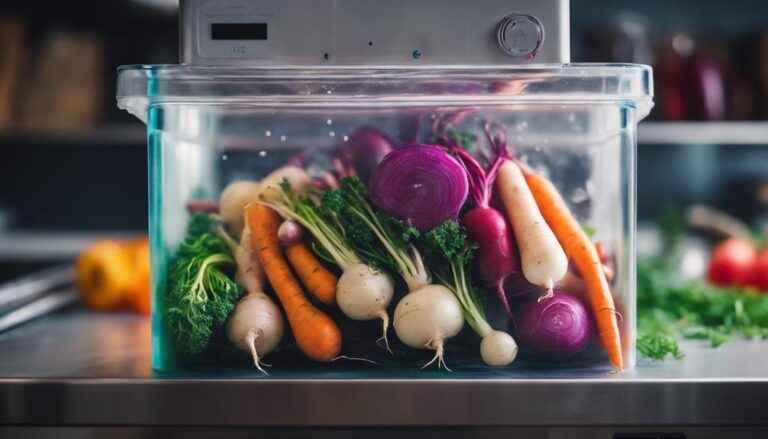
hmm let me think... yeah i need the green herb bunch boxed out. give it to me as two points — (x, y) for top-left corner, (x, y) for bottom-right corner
(637, 256), (768, 360)
(165, 213), (242, 356)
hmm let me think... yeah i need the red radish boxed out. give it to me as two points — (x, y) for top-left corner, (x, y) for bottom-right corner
(748, 250), (768, 293)
(443, 122), (518, 312)
(708, 238), (757, 287)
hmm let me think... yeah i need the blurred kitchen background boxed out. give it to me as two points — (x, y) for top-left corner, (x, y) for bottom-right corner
(0, 0), (767, 281)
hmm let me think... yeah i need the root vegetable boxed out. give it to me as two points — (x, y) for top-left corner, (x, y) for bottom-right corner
(336, 263), (394, 348)
(524, 171), (623, 371)
(232, 225), (265, 294)
(336, 126), (396, 184)
(267, 180), (395, 349)
(392, 284), (464, 369)
(329, 177), (470, 368)
(226, 293), (284, 374)
(257, 166), (311, 203)
(246, 203), (342, 362)
(285, 242), (338, 308)
(496, 160), (568, 295)
(514, 291), (592, 359)
(480, 330), (519, 366)
(369, 145), (468, 233)
(443, 123), (518, 312)
(277, 220), (304, 245)
(421, 220), (518, 366)
(219, 222), (284, 373)
(219, 180), (261, 237)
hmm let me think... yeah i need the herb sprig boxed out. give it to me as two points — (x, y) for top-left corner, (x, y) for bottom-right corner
(165, 213), (242, 356)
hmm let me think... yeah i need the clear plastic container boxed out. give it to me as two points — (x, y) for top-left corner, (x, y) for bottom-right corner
(117, 65), (653, 374)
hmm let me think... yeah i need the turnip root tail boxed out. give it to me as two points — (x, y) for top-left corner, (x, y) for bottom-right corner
(245, 331), (268, 375)
(496, 280), (511, 314)
(374, 310), (393, 355)
(331, 355), (379, 365)
(538, 281), (555, 302)
(421, 339), (451, 371)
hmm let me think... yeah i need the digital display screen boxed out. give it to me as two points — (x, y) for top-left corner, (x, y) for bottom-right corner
(211, 23), (268, 40)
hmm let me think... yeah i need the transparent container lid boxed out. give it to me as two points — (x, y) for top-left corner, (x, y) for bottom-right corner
(117, 64), (653, 123)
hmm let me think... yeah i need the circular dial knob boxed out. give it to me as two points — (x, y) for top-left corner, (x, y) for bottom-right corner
(496, 14), (544, 60)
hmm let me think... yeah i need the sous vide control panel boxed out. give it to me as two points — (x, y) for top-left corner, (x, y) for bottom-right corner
(196, 1), (276, 60)
(181, 0), (569, 66)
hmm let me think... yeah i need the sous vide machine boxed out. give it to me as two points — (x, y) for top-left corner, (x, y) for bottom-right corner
(117, 0), (653, 374)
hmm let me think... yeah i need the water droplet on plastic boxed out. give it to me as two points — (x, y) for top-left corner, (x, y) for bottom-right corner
(259, 150), (267, 157)
(326, 119), (333, 125)
(329, 131), (336, 137)
(570, 187), (590, 204)
(280, 135), (287, 142)
(412, 49), (421, 60)
(343, 135), (349, 142)
(326, 90), (332, 94)
(265, 130), (272, 137)
(221, 155), (228, 161)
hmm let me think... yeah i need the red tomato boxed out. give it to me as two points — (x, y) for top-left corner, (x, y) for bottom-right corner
(749, 251), (768, 293)
(707, 238), (757, 287)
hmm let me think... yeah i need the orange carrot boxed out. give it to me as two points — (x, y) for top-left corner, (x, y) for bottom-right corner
(525, 172), (623, 371)
(246, 203), (342, 362)
(285, 242), (338, 308)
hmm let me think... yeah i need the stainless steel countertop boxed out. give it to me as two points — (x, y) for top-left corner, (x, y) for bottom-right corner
(1, 308), (767, 427)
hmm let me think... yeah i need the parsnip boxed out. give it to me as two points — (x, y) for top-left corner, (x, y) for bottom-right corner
(496, 160), (568, 295)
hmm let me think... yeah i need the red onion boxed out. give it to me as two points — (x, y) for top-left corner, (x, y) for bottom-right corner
(514, 291), (593, 358)
(369, 144), (468, 233)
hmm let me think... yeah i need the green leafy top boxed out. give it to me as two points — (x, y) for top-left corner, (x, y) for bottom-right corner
(420, 220), (491, 338)
(447, 128), (477, 152)
(323, 177), (429, 290)
(637, 255), (768, 361)
(265, 180), (361, 270)
(165, 213), (242, 356)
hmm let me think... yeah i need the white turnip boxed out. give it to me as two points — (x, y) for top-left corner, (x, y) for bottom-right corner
(266, 181), (395, 350)
(219, 180), (261, 237)
(420, 220), (518, 367)
(393, 284), (464, 369)
(330, 178), (474, 369)
(221, 221), (284, 374)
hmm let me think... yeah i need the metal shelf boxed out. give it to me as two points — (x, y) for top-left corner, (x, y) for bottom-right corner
(0, 231), (143, 261)
(639, 121), (768, 145)
(1, 309), (768, 430)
